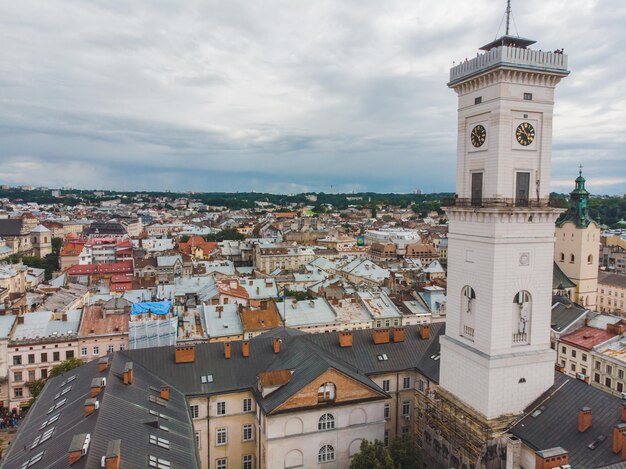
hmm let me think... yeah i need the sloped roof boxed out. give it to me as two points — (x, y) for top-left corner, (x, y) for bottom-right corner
(553, 262), (576, 290)
(551, 295), (588, 333)
(510, 373), (624, 469)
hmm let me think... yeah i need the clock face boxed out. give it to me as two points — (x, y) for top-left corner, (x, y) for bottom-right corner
(516, 122), (535, 146)
(470, 124), (486, 148)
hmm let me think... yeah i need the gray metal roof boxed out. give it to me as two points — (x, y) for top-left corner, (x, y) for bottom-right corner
(2, 353), (199, 469)
(511, 373), (624, 469)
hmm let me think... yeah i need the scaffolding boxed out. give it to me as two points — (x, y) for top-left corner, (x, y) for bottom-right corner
(415, 386), (516, 469)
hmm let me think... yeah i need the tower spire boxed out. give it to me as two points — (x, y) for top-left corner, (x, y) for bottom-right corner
(505, 0), (512, 36)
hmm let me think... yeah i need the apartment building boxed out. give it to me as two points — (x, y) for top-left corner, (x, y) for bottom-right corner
(598, 271), (626, 315)
(253, 245), (315, 274)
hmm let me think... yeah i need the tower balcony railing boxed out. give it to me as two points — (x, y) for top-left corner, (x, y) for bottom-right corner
(449, 45), (569, 85)
(444, 197), (552, 209)
(512, 332), (528, 344)
(462, 325), (475, 339)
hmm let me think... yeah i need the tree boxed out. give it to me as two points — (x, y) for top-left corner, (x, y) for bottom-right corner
(389, 437), (422, 469)
(350, 439), (395, 469)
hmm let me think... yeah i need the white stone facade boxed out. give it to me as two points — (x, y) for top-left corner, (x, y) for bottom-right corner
(440, 45), (569, 420)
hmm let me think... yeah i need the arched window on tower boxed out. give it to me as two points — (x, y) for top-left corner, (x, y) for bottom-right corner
(570, 254), (575, 263)
(587, 254), (593, 264)
(512, 291), (531, 344)
(460, 286), (476, 340)
(560, 252), (565, 262)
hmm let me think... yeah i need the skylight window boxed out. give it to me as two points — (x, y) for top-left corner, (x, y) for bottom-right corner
(531, 406), (546, 418)
(54, 386), (72, 400)
(31, 427), (55, 449)
(148, 455), (171, 469)
(149, 395), (168, 407)
(39, 414), (60, 430)
(19, 451), (44, 469)
(47, 399), (66, 414)
(149, 434), (170, 449)
(149, 410), (169, 420)
(376, 354), (389, 361)
(200, 374), (214, 384)
(587, 434), (606, 450)
(61, 376), (76, 387)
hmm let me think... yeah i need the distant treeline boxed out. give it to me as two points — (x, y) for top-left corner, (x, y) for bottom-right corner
(1, 188), (624, 227)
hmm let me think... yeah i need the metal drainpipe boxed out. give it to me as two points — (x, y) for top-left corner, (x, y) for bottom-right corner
(395, 373), (400, 438)
(206, 399), (210, 469)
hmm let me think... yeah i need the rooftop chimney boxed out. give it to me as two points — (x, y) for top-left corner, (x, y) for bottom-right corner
(224, 342), (232, 359)
(339, 331), (353, 348)
(392, 327), (406, 343)
(90, 377), (106, 398)
(103, 439), (121, 469)
(123, 362), (133, 385)
(613, 423), (626, 454)
(578, 407), (592, 432)
(242, 340), (250, 358)
(17, 315), (24, 325)
(175, 345), (195, 364)
(98, 356), (110, 373)
(160, 386), (170, 401)
(534, 447), (568, 469)
(68, 433), (91, 465)
(273, 337), (282, 353)
(420, 324), (431, 340)
(372, 329), (390, 345)
(84, 398), (99, 417)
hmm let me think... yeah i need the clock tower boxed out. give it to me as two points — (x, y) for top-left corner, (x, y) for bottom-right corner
(439, 30), (570, 419)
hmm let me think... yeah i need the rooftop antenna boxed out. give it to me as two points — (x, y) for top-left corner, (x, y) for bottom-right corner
(505, 0), (512, 35)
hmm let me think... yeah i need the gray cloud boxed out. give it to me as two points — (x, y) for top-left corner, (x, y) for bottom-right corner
(0, 0), (625, 194)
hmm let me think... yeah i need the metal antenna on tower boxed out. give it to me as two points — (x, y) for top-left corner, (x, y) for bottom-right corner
(505, 0), (512, 36)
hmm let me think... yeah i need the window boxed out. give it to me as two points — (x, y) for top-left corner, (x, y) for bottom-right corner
(318, 413), (335, 431)
(606, 377), (612, 388)
(243, 455), (253, 469)
(594, 373), (600, 383)
(474, 96), (482, 105)
(560, 252), (564, 262)
(243, 398), (252, 413)
(40, 353), (47, 362)
(107, 345), (114, 353)
(582, 353), (587, 362)
(402, 400), (410, 417)
(588, 254), (593, 264)
(19, 451), (44, 469)
(318, 382), (336, 402)
(471, 172), (483, 206)
(14, 387), (23, 398)
(607, 364), (613, 375)
(28, 354), (35, 364)
(216, 459), (227, 469)
(523, 92), (533, 100)
(561, 346), (566, 354)
(243, 424), (254, 441)
(216, 427), (227, 445)
(595, 362), (601, 371)
(13, 355), (21, 366)
(570, 254), (575, 263)
(148, 455), (171, 469)
(93, 346), (99, 355)
(53, 352), (60, 361)
(384, 403), (390, 419)
(195, 431), (200, 448)
(618, 382), (624, 393)
(189, 405), (199, 419)
(41, 369), (48, 379)
(80, 347), (87, 357)
(403, 377), (411, 389)
(515, 172), (530, 206)
(217, 401), (226, 416)
(66, 351), (74, 359)
(149, 434), (170, 449)
(382, 380), (390, 392)
(418, 379), (425, 393)
(570, 363), (576, 372)
(384, 430), (389, 447)
(571, 350), (577, 358)
(318, 445), (335, 463)
(28, 370), (36, 381)
(120, 344), (126, 351)
(14, 372), (22, 382)
(619, 370), (625, 380)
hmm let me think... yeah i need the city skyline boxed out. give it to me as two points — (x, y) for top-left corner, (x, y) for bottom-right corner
(1, 0), (625, 194)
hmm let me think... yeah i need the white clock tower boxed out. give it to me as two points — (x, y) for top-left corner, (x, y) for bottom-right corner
(439, 27), (570, 419)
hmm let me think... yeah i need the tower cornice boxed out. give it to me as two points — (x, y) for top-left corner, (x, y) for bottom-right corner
(449, 45), (569, 89)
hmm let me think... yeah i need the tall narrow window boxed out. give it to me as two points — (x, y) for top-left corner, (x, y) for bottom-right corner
(471, 172), (483, 206)
(461, 286), (476, 339)
(512, 291), (531, 344)
(515, 172), (530, 207)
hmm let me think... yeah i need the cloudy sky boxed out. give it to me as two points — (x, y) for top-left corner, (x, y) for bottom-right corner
(1, 0), (625, 194)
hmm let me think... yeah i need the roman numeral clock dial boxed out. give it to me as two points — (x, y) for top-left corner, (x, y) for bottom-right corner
(470, 124), (486, 148)
(516, 122), (535, 146)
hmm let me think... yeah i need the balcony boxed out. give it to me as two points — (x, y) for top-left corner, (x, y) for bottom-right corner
(445, 197), (552, 209)
(462, 326), (475, 339)
(512, 332), (528, 344)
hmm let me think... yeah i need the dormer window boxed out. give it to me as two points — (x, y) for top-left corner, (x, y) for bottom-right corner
(317, 382), (336, 403)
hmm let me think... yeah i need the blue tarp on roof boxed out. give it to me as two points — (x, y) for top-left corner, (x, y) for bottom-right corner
(130, 301), (172, 316)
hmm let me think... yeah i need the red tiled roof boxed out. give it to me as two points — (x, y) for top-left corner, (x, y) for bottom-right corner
(66, 260), (134, 276)
(560, 326), (616, 351)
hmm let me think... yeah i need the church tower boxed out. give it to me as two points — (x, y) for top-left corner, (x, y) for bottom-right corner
(439, 27), (570, 418)
(554, 170), (600, 309)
